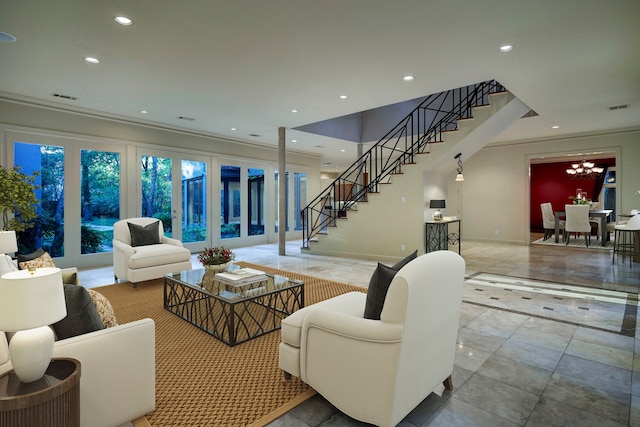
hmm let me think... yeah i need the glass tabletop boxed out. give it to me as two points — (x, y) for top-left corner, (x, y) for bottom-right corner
(166, 268), (303, 303)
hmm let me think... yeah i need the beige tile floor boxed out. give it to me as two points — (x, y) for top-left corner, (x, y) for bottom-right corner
(81, 237), (640, 427)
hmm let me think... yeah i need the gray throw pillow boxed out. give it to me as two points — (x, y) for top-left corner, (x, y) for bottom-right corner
(52, 285), (104, 340)
(363, 250), (418, 320)
(128, 221), (160, 247)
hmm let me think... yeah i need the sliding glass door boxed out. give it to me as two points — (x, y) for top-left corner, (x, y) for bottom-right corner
(8, 132), (126, 268)
(138, 149), (209, 253)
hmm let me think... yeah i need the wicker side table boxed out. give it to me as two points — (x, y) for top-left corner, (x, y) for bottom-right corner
(0, 358), (81, 427)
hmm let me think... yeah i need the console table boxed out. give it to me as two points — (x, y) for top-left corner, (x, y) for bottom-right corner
(0, 358), (80, 427)
(425, 219), (461, 254)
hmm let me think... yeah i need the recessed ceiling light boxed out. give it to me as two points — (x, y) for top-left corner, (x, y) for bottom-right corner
(403, 75), (414, 81)
(339, 95), (348, 100)
(114, 16), (133, 26)
(551, 124), (560, 129)
(140, 110), (148, 114)
(291, 139), (297, 143)
(340, 149), (346, 152)
(291, 109), (298, 113)
(230, 127), (237, 131)
(499, 44), (513, 53)
(84, 57), (100, 64)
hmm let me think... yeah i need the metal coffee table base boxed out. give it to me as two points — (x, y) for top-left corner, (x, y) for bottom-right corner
(164, 271), (304, 346)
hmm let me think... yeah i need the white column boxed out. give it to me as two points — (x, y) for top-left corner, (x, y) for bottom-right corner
(278, 127), (286, 255)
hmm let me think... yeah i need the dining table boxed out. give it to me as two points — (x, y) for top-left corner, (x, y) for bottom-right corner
(554, 209), (613, 246)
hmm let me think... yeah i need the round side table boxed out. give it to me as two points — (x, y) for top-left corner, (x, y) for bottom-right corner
(0, 357), (81, 427)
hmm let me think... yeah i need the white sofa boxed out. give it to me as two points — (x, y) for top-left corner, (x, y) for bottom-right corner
(113, 217), (192, 285)
(1, 318), (156, 427)
(279, 251), (465, 427)
(0, 253), (81, 285)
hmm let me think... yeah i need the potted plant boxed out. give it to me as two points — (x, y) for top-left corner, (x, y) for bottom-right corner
(0, 166), (39, 232)
(197, 246), (235, 272)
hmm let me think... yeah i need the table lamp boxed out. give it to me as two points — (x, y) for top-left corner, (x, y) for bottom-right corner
(0, 267), (67, 382)
(430, 200), (446, 221)
(0, 230), (18, 255)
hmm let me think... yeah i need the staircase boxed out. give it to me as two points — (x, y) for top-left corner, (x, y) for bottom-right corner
(301, 80), (527, 253)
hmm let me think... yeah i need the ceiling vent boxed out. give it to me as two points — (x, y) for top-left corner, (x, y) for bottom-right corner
(249, 133), (261, 137)
(52, 93), (78, 101)
(177, 116), (195, 121)
(608, 104), (630, 111)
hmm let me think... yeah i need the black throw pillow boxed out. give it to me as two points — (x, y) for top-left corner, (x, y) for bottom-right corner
(392, 249), (418, 271)
(363, 250), (418, 320)
(52, 285), (104, 340)
(363, 263), (399, 320)
(16, 248), (46, 269)
(128, 221), (160, 247)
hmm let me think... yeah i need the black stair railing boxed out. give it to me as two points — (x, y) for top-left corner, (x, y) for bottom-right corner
(301, 80), (505, 248)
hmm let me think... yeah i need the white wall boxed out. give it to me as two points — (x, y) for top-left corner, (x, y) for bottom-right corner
(308, 167), (425, 264)
(309, 128), (639, 262)
(450, 129), (640, 244)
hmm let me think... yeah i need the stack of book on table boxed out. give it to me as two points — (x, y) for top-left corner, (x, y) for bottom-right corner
(214, 267), (268, 287)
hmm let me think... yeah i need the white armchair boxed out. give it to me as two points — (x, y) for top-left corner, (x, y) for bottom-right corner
(2, 319), (156, 427)
(279, 251), (465, 427)
(113, 217), (192, 285)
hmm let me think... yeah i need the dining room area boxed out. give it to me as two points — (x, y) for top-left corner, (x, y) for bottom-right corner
(530, 153), (640, 271)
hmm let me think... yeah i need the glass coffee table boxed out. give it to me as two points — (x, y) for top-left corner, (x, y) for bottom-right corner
(164, 268), (304, 346)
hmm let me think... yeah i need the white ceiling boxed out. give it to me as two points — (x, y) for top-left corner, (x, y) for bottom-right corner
(1, 0), (639, 172)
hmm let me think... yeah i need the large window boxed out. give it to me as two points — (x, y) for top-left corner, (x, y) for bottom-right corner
(221, 165), (241, 239)
(294, 172), (307, 231)
(248, 168), (265, 236)
(603, 167), (616, 221)
(14, 142), (65, 256)
(274, 170), (308, 233)
(181, 160), (207, 243)
(141, 155), (173, 236)
(80, 149), (121, 254)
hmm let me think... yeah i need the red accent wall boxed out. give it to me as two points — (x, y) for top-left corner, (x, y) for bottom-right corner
(530, 158), (615, 231)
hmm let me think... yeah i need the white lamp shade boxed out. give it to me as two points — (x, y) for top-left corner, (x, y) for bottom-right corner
(0, 267), (67, 331)
(0, 230), (18, 254)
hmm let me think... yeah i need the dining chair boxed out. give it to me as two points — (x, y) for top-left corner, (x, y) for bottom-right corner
(588, 206), (600, 241)
(540, 203), (564, 241)
(612, 214), (640, 267)
(564, 204), (592, 246)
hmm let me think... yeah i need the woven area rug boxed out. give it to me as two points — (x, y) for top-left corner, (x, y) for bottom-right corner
(94, 262), (365, 427)
(532, 236), (613, 250)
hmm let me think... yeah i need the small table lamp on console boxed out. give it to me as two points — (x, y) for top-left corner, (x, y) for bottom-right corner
(430, 200), (446, 221)
(0, 267), (67, 383)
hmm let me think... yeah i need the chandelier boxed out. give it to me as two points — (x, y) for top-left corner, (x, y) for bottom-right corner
(566, 156), (604, 179)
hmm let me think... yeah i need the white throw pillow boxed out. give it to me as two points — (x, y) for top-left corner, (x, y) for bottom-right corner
(0, 254), (18, 276)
